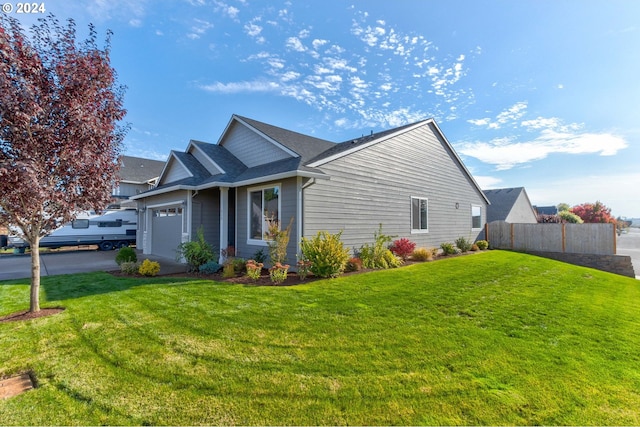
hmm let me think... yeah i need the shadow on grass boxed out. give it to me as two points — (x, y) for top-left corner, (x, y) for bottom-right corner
(39, 272), (198, 303)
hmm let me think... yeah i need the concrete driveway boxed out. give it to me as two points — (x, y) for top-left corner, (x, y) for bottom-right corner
(617, 227), (640, 279)
(0, 249), (187, 281)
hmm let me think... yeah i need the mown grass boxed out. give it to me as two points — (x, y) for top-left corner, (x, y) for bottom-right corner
(1, 250), (639, 425)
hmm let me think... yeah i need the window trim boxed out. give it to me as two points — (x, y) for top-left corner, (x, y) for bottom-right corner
(246, 183), (281, 246)
(72, 219), (90, 229)
(410, 196), (429, 234)
(471, 204), (482, 230)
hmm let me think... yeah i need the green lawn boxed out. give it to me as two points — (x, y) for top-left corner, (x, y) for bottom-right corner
(1, 250), (639, 425)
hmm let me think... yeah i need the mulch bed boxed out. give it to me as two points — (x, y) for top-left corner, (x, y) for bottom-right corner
(0, 307), (65, 323)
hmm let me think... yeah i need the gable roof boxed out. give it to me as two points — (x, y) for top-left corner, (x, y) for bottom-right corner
(133, 114), (488, 205)
(307, 118), (490, 204)
(232, 115), (336, 162)
(119, 155), (165, 184)
(483, 187), (531, 222)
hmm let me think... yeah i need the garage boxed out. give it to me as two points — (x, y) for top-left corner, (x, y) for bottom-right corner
(151, 206), (183, 259)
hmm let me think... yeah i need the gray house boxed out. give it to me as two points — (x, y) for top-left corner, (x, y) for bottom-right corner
(483, 187), (538, 224)
(113, 156), (165, 203)
(131, 115), (489, 263)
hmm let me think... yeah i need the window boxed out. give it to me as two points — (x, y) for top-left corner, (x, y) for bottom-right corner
(411, 197), (428, 232)
(72, 219), (89, 229)
(98, 220), (123, 228)
(248, 185), (280, 242)
(472, 205), (482, 230)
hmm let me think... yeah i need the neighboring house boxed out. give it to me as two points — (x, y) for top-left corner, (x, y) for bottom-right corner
(534, 205), (558, 216)
(112, 156), (165, 208)
(130, 114), (489, 263)
(483, 187), (538, 224)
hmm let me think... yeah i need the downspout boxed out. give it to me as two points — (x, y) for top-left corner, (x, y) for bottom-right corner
(296, 177), (303, 259)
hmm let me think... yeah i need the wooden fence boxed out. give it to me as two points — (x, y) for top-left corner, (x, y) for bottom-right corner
(486, 221), (616, 255)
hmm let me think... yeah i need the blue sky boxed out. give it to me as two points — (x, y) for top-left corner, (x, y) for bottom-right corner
(9, 0), (640, 217)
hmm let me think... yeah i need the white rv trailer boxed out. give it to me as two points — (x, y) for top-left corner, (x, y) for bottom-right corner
(1, 208), (137, 252)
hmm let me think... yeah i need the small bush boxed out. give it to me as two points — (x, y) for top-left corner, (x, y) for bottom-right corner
(269, 262), (289, 284)
(440, 242), (458, 256)
(222, 259), (236, 278)
(345, 257), (363, 272)
(455, 237), (473, 253)
(199, 261), (221, 274)
(120, 261), (140, 275)
(476, 240), (489, 250)
(389, 238), (416, 261)
(138, 259), (160, 276)
(471, 244), (479, 251)
(176, 226), (215, 272)
(115, 246), (137, 266)
(252, 248), (267, 264)
(412, 247), (437, 261)
(300, 231), (349, 278)
(359, 224), (402, 269)
(296, 259), (312, 280)
(245, 259), (264, 280)
(266, 217), (293, 265)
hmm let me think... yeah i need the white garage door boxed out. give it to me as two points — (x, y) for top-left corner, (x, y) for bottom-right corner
(151, 206), (183, 259)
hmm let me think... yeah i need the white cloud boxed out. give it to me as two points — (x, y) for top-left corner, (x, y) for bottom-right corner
(199, 80), (280, 94)
(458, 130), (628, 170)
(129, 19), (142, 27)
(474, 175), (503, 189)
(286, 37), (306, 52)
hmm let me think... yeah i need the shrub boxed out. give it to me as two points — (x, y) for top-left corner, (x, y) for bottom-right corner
(245, 259), (264, 280)
(120, 261), (140, 275)
(115, 246), (137, 266)
(359, 225), (402, 269)
(266, 217), (293, 265)
(389, 238), (416, 261)
(269, 262), (289, 284)
(222, 261), (236, 278)
(440, 242), (458, 256)
(559, 210), (584, 224)
(138, 259), (160, 277)
(471, 244), (479, 251)
(345, 257), (363, 272)
(476, 240), (489, 250)
(455, 237), (473, 253)
(296, 259), (312, 280)
(252, 248), (267, 264)
(199, 261), (221, 274)
(412, 247), (437, 261)
(300, 231), (349, 278)
(176, 226), (215, 272)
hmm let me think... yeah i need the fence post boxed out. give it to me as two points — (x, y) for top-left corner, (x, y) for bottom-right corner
(613, 223), (617, 254)
(562, 223), (566, 253)
(485, 222), (489, 243)
(510, 223), (514, 249)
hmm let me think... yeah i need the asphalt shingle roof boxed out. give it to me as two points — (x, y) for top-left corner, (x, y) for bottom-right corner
(483, 187), (525, 222)
(119, 155), (165, 183)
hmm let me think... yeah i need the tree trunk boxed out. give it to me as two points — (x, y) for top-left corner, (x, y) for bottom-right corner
(29, 236), (41, 313)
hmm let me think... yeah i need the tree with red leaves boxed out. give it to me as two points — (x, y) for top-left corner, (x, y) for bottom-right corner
(570, 201), (615, 224)
(0, 14), (127, 312)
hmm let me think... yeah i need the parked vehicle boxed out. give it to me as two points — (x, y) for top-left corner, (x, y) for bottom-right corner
(0, 209), (137, 251)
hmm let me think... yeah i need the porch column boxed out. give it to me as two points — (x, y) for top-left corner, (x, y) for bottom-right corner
(219, 187), (229, 263)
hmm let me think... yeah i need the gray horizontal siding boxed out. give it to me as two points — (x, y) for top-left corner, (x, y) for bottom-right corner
(236, 177), (299, 265)
(303, 122), (487, 252)
(223, 122), (292, 168)
(191, 188), (220, 253)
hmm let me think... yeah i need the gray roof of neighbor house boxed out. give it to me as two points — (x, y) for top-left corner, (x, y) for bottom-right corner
(483, 187), (527, 222)
(119, 155), (165, 183)
(534, 205), (558, 215)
